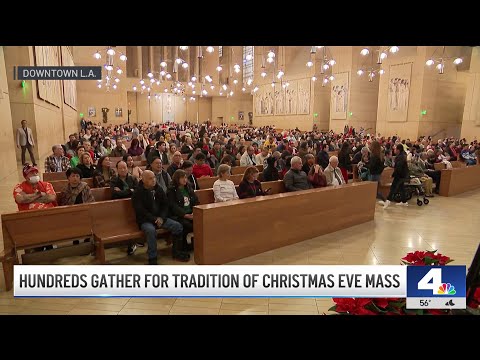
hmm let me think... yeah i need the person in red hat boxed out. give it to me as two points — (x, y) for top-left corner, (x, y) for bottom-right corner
(13, 164), (57, 211)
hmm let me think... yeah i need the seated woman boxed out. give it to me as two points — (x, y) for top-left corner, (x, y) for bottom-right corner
(167, 143), (178, 164)
(213, 164), (239, 203)
(308, 164), (327, 188)
(123, 154), (143, 180)
(92, 156), (116, 187)
(181, 160), (199, 190)
(76, 152), (96, 179)
(58, 167), (95, 205)
(100, 138), (113, 157)
(167, 169), (199, 252)
(70, 145), (85, 168)
(263, 156), (280, 181)
(127, 138), (144, 157)
(111, 160), (139, 200)
(237, 166), (270, 199)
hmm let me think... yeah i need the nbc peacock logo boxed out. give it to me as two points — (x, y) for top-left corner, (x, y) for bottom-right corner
(437, 283), (456, 295)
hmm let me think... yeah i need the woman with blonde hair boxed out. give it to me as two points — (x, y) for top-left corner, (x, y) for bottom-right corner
(213, 164), (238, 202)
(237, 166), (270, 199)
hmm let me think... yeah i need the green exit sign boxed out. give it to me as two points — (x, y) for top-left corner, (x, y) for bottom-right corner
(349, 112), (353, 116)
(421, 110), (427, 115)
(79, 113), (84, 117)
(314, 113), (318, 117)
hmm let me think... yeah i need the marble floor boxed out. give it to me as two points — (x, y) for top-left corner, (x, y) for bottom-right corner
(0, 161), (479, 315)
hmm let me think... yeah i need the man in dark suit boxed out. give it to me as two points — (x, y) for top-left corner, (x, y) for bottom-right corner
(132, 170), (189, 264)
(16, 120), (36, 166)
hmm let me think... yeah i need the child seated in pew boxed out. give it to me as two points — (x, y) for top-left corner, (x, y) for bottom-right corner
(193, 153), (214, 178)
(213, 164), (239, 203)
(237, 166), (270, 199)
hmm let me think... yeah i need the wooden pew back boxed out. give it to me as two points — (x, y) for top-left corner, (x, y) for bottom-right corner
(231, 165), (264, 175)
(1, 205), (92, 250)
(43, 172), (67, 182)
(194, 180), (286, 205)
(89, 199), (138, 239)
(197, 174), (243, 189)
(439, 165), (480, 197)
(193, 182), (377, 264)
(57, 187), (112, 202)
(50, 178), (94, 192)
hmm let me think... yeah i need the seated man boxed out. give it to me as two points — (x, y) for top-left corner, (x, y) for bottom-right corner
(323, 156), (346, 186)
(14, 164), (57, 211)
(14, 164), (57, 251)
(167, 151), (183, 178)
(461, 144), (477, 166)
(58, 168), (95, 205)
(45, 145), (71, 173)
(110, 160), (138, 200)
(408, 154), (434, 197)
(181, 160), (199, 190)
(240, 146), (257, 166)
(418, 152), (441, 194)
(283, 156), (313, 192)
(132, 170), (189, 264)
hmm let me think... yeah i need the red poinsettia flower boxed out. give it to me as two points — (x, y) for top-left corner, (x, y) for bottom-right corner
(332, 298), (377, 315)
(373, 298), (390, 309)
(427, 309), (447, 315)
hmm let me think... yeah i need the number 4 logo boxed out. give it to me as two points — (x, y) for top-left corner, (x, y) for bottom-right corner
(417, 268), (442, 294)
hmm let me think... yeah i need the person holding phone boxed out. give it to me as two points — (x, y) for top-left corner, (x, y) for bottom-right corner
(237, 166), (270, 199)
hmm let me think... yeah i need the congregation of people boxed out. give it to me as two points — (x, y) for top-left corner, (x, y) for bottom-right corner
(13, 118), (480, 264)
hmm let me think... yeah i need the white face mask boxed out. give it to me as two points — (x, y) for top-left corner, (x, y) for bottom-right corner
(29, 175), (40, 184)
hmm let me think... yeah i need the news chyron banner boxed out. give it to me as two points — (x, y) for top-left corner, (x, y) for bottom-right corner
(14, 66), (102, 80)
(13, 265), (467, 309)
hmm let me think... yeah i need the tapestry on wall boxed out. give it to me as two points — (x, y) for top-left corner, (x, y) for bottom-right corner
(387, 62), (412, 123)
(331, 72), (349, 120)
(60, 46), (77, 110)
(274, 83), (285, 115)
(284, 81), (298, 115)
(163, 93), (175, 122)
(297, 78), (311, 115)
(34, 46), (61, 108)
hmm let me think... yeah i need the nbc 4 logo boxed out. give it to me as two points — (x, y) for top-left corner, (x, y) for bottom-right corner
(418, 268), (456, 295)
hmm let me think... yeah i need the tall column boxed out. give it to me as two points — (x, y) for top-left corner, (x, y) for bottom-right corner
(460, 47), (480, 141)
(0, 46), (17, 179)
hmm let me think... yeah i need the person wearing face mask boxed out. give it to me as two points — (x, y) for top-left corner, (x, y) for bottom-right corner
(14, 164), (57, 211)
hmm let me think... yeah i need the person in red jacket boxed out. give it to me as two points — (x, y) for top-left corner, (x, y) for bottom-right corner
(192, 153), (213, 178)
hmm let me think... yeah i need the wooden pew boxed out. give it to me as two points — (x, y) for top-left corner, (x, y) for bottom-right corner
(352, 164), (359, 182)
(439, 165), (480, 197)
(1, 204), (93, 291)
(197, 174), (243, 189)
(378, 167), (394, 199)
(195, 180), (286, 205)
(56, 187), (112, 202)
(89, 199), (170, 264)
(43, 172), (67, 182)
(231, 164), (264, 175)
(50, 178), (94, 192)
(193, 182), (377, 264)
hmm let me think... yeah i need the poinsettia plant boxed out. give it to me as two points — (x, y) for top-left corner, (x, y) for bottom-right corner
(329, 250), (455, 315)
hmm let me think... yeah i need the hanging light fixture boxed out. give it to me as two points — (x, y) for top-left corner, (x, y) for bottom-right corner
(425, 46), (464, 74)
(93, 46), (127, 91)
(356, 47), (388, 82)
